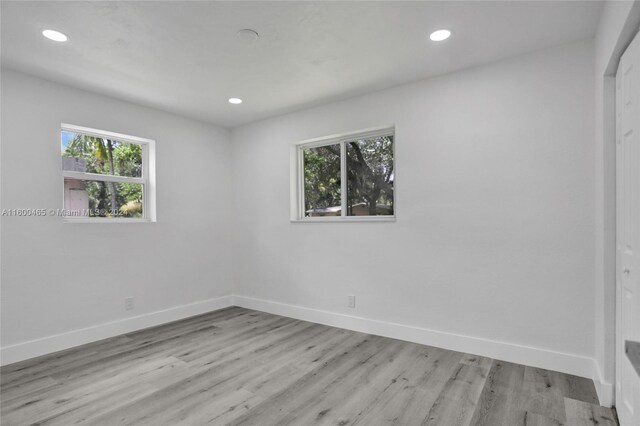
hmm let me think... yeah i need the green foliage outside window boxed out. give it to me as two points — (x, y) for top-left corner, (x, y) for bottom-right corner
(62, 134), (143, 217)
(303, 144), (341, 212)
(303, 135), (394, 217)
(346, 136), (394, 216)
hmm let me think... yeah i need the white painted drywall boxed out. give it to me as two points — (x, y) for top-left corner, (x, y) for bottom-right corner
(1, 38), (604, 394)
(231, 41), (596, 362)
(593, 0), (640, 405)
(0, 70), (234, 352)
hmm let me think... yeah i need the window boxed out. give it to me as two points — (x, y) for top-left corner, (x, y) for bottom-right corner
(60, 124), (156, 222)
(292, 127), (395, 221)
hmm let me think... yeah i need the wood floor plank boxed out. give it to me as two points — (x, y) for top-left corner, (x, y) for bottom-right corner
(564, 397), (618, 426)
(168, 388), (265, 426)
(348, 345), (463, 425)
(88, 323), (342, 425)
(522, 366), (571, 423)
(309, 342), (424, 425)
(0, 307), (617, 426)
(469, 360), (527, 426)
(241, 329), (354, 398)
(554, 372), (600, 405)
(0, 336), (134, 389)
(272, 339), (411, 425)
(226, 335), (393, 425)
(1, 356), (178, 424)
(0, 375), (60, 404)
(522, 411), (565, 426)
(25, 382), (159, 426)
(174, 316), (299, 363)
(421, 356), (492, 426)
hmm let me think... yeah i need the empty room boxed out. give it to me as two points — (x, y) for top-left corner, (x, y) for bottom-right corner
(1, 1), (640, 425)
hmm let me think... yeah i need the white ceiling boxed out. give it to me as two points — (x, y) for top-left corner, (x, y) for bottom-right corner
(1, 1), (603, 128)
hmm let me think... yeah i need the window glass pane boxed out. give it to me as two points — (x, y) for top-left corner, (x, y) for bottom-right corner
(303, 144), (341, 217)
(61, 131), (142, 178)
(346, 135), (394, 216)
(63, 178), (144, 218)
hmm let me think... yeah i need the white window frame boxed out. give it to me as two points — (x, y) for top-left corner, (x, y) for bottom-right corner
(61, 124), (156, 223)
(290, 126), (396, 222)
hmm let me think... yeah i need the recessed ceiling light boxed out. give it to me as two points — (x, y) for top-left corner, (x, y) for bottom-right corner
(228, 98), (243, 104)
(42, 29), (68, 42)
(429, 29), (451, 42)
(236, 29), (259, 43)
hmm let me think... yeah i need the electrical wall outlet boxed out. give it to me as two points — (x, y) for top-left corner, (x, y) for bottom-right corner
(347, 295), (356, 308)
(125, 297), (134, 311)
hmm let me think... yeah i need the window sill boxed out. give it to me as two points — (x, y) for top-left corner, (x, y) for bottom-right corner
(63, 218), (153, 224)
(291, 216), (396, 223)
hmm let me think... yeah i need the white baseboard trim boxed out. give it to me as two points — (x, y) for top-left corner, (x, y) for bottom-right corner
(1, 293), (614, 408)
(0, 295), (234, 366)
(592, 361), (615, 407)
(234, 295), (611, 406)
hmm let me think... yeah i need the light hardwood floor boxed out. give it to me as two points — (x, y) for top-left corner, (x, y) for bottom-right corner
(0, 307), (618, 426)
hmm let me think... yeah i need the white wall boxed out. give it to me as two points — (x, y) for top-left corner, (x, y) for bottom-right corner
(0, 38), (604, 397)
(0, 69), (234, 362)
(593, 0), (640, 406)
(232, 40), (597, 377)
